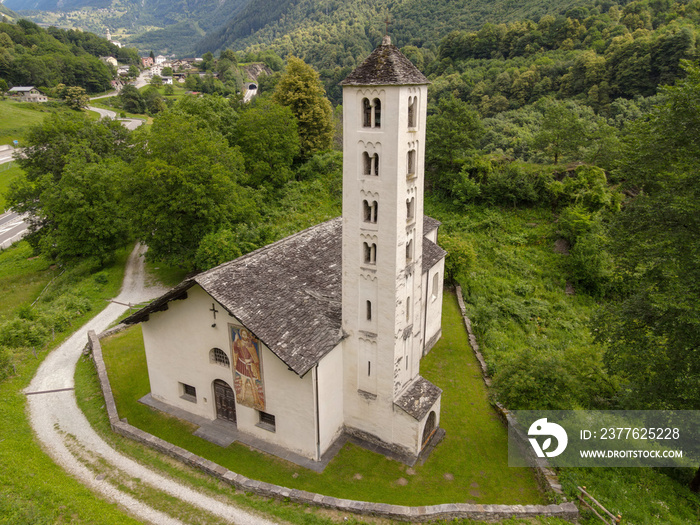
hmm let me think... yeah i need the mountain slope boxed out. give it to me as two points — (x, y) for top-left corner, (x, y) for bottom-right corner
(195, 0), (584, 65)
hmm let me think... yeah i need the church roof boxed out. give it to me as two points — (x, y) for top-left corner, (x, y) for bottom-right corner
(195, 219), (343, 376)
(423, 237), (447, 272)
(341, 36), (428, 87)
(125, 216), (445, 377)
(394, 376), (443, 421)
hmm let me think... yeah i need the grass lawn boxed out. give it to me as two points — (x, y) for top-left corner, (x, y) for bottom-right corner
(0, 164), (23, 211)
(0, 99), (68, 146)
(98, 291), (545, 507)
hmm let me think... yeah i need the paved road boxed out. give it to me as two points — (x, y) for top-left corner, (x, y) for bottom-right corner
(243, 87), (258, 103)
(0, 148), (15, 164)
(26, 244), (277, 525)
(0, 211), (28, 249)
(88, 105), (144, 131)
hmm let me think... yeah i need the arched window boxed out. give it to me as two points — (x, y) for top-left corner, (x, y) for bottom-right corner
(362, 98), (372, 127)
(406, 239), (413, 262)
(408, 96), (417, 128)
(406, 197), (415, 222)
(366, 300), (372, 321)
(422, 411), (437, 447)
(363, 200), (378, 223)
(362, 98), (381, 128)
(363, 242), (376, 265)
(210, 348), (230, 367)
(407, 149), (416, 177)
(432, 272), (440, 300)
(406, 296), (410, 322)
(363, 152), (379, 176)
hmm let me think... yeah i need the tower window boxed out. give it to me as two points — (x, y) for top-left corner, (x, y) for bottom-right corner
(363, 200), (378, 223)
(363, 242), (376, 265)
(366, 300), (372, 321)
(406, 197), (415, 222)
(406, 239), (413, 262)
(406, 296), (410, 322)
(407, 149), (416, 177)
(408, 97), (417, 128)
(363, 152), (379, 176)
(363, 98), (372, 127)
(362, 98), (381, 128)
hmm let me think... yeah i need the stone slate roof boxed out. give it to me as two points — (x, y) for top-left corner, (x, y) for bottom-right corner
(341, 36), (428, 86)
(126, 219), (344, 377)
(423, 216), (441, 236)
(423, 238), (447, 273)
(394, 376), (443, 421)
(125, 215), (445, 376)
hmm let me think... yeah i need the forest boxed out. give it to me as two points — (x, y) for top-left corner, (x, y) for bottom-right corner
(0, 18), (139, 93)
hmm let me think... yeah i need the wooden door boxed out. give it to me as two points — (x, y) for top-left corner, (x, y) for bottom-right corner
(214, 380), (236, 423)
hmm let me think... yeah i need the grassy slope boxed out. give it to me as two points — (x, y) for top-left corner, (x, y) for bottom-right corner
(424, 198), (700, 524)
(0, 242), (142, 524)
(0, 100), (69, 147)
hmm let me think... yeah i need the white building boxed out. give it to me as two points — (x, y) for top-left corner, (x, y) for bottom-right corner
(8, 86), (47, 102)
(124, 37), (445, 466)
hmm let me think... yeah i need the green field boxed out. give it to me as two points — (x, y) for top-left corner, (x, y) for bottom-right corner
(0, 100), (68, 146)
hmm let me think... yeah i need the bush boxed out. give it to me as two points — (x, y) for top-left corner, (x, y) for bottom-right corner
(439, 233), (476, 283)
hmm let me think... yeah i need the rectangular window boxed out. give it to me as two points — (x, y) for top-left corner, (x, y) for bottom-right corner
(366, 300), (372, 321)
(180, 382), (197, 403)
(257, 411), (276, 432)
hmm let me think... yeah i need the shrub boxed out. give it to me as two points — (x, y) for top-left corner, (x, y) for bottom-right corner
(439, 233), (477, 283)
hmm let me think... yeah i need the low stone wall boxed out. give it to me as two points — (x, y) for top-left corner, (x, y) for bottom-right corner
(453, 286), (568, 501)
(87, 327), (578, 522)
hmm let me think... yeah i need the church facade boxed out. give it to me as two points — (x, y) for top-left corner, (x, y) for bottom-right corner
(124, 37), (446, 465)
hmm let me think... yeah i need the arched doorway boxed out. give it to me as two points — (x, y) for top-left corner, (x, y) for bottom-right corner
(422, 411), (436, 447)
(213, 380), (236, 423)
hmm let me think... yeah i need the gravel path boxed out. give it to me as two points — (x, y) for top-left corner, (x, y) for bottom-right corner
(26, 244), (278, 525)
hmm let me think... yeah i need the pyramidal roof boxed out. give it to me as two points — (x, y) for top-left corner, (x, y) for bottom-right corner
(341, 36), (429, 86)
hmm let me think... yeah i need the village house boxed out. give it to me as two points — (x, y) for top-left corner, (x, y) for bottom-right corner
(124, 37), (445, 467)
(7, 86), (47, 102)
(100, 56), (118, 68)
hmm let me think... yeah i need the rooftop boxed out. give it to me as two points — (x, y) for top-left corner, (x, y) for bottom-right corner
(341, 36), (429, 87)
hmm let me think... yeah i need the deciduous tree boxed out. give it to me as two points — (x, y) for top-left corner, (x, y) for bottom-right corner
(273, 56), (333, 157)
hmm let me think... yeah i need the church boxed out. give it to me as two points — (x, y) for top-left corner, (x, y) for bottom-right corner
(124, 37), (446, 466)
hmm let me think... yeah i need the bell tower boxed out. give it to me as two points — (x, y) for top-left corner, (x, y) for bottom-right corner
(340, 36), (442, 460)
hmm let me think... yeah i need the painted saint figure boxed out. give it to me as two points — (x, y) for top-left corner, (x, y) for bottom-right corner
(230, 326), (265, 409)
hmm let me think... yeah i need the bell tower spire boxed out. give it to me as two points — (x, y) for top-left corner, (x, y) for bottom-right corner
(339, 39), (443, 461)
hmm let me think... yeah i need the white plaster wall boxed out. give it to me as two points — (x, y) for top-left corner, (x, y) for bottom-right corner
(425, 259), (446, 348)
(140, 284), (317, 459)
(316, 344), (345, 455)
(141, 285), (236, 420)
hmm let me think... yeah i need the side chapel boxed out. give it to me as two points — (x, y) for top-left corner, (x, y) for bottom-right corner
(124, 37), (446, 465)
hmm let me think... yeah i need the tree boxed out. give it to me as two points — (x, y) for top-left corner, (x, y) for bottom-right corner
(532, 99), (590, 164)
(61, 85), (89, 110)
(234, 101), (300, 188)
(119, 85), (146, 114)
(150, 75), (163, 87)
(593, 62), (700, 491)
(273, 56), (334, 157)
(8, 113), (134, 260)
(425, 94), (483, 190)
(40, 153), (130, 263)
(126, 112), (258, 267)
